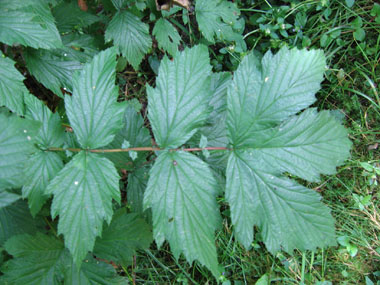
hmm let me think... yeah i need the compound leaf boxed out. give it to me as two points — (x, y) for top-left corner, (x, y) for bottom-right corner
(105, 11), (152, 70)
(23, 151), (64, 217)
(227, 47), (326, 147)
(0, 200), (37, 246)
(0, 53), (28, 115)
(195, 0), (241, 43)
(65, 47), (125, 149)
(0, 112), (40, 190)
(144, 151), (221, 277)
(46, 152), (121, 265)
(0, 1), (62, 49)
(147, 45), (212, 148)
(153, 18), (181, 56)
(94, 209), (152, 265)
(24, 48), (84, 98)
(226, 151), (337, 252)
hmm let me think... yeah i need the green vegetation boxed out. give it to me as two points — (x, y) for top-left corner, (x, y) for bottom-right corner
(0, 0), (379, 284)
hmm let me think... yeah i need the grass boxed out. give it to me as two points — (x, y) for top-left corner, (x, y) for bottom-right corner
(116, 0), (380, 284)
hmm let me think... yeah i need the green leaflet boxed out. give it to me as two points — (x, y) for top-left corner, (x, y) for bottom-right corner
(0, 190), (20, 209)
(225, 47), (351, 251)
(65, 47), (125, 149)
(94, 209), (152, 265)
(144, 151), (221, 278)
(147, 45), (212, 149)
(23, 151), (63, 217)
(0, 53), (28, 115)
(0, 1), (62, 49)
(52, 1), (99, 33)
(46, 152), (121, 265)
(227, 47), (326, 147)
(0, 111), (40, 190)
(24, 94), (65, 149)
(105, 11), (152, 70)
(153, 18), (181, 56)
(2, 233), (126, 284)
(195, 0), (241, 43)
(24, 48), (84, 98)
(0, 200), (37, 246)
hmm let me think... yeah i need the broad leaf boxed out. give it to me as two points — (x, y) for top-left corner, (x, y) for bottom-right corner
(103, 102), (151, 169)
(24, 94), (65, 148)
(24, 49), (84, 98)
(0, 53), (28, 115)
(147, 45), (212, 148)
(46, 152), (121, 265)
(144, 151), (221, 277)
(226, 151), (337, 252)
(0, 190), (20, 209)
(52, 1), (99, 33)
(94, 209), (152, 265)
(105, 11), (152, 69)
(65, 47), (125, 149)
(225, 47), (351, 251)
(127, 167), (149, 214)
(227, 47), (326, 147)
(2, 233), (126, 285)
(153, 18), (181, 56)
(0, 1), (62, 49)
(64, 256), (127, 284)
(195, 0), (241, 43)
(23, 151), (64, 216)
(0, 111), (40, 190)
(2, 233), (66, 285)
(0, 200), (36, 246)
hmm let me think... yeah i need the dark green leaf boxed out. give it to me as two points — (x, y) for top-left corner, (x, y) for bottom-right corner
(105, 11), (152, 70)
(46, 152), (121, 265)
(144, 151), (221, 278)
(0, 200), (36, 246)
(94, 209), (152, 265)
(153, 18), (181, 56)
(23, 151), (64, 216)
(0, 111), (40, 190)
(127, 167), (149, 214)
(24, 49), (84, 98)
(0, 53), (28, 115)
(65, 47), (125, 149)
(52, 1), (99, 33)
(147, 45), (212, 148)
(0, 1), (62, 49)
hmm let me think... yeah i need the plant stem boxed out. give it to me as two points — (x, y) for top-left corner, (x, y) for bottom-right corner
(48, 146), (230, 153)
